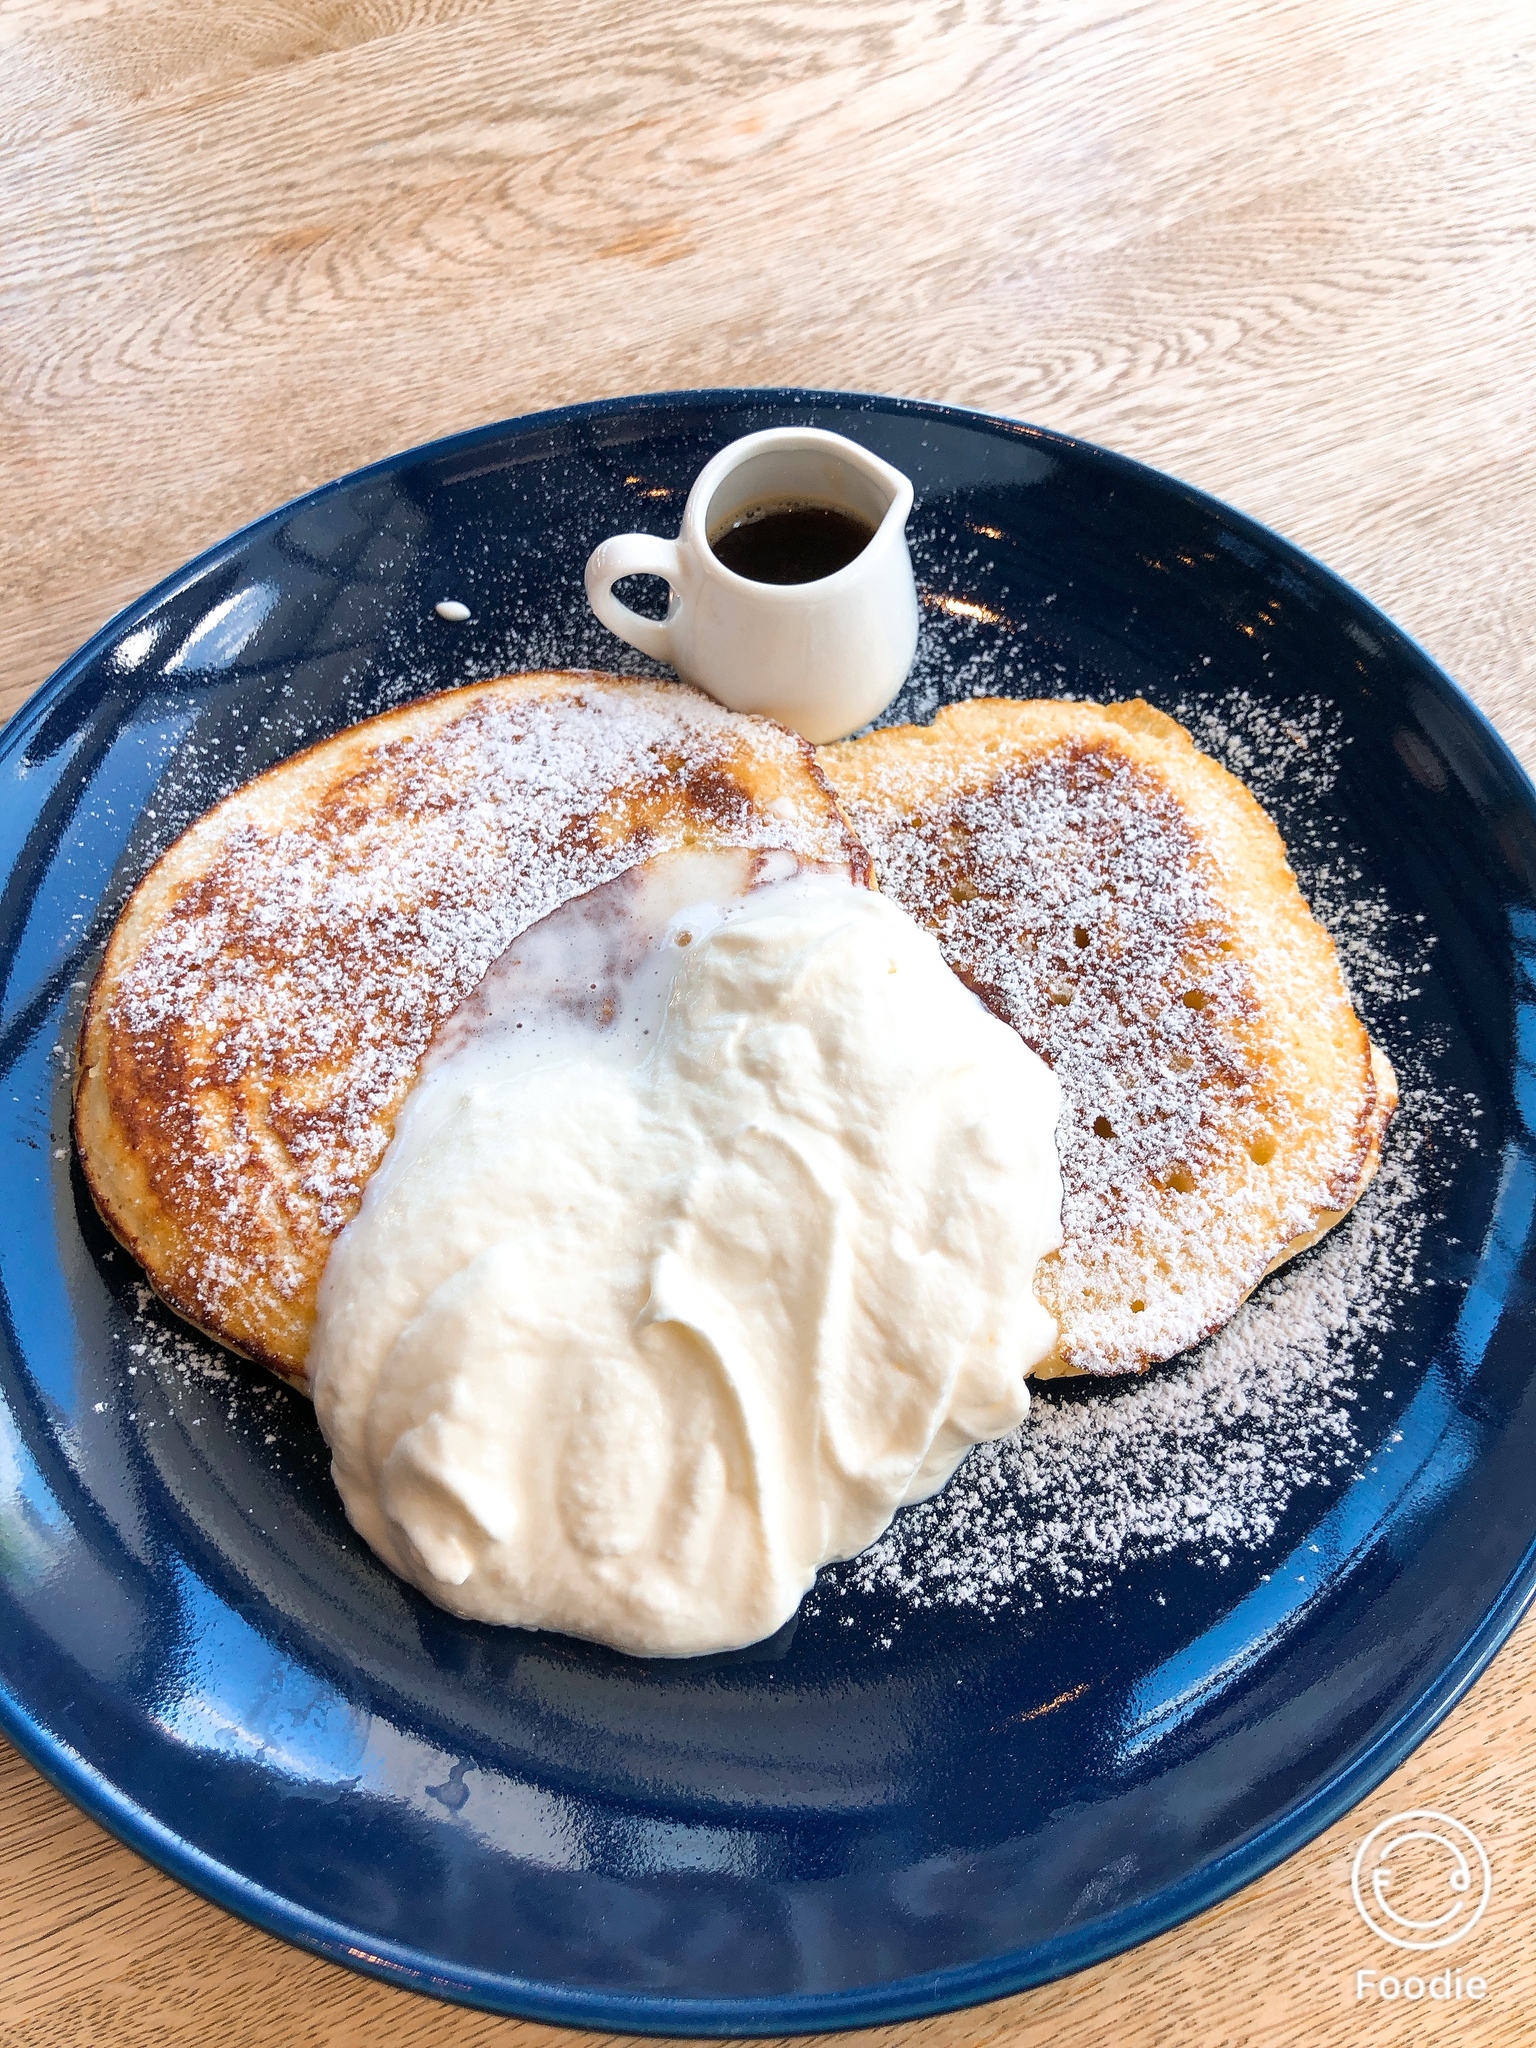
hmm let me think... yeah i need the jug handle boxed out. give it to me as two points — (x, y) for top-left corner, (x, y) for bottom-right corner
(584, 534), (684, 665)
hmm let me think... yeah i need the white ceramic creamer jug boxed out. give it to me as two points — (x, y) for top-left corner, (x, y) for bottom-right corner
(584, 427), (919, 745)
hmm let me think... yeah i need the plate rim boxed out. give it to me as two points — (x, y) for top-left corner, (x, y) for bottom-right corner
(5, 384), (1536, 2035)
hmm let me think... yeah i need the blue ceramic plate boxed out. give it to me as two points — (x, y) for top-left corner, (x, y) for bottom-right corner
(3, 391), (1536, 2035)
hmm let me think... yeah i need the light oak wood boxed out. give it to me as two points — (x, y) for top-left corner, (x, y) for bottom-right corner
(2, 0), (1533, 2041)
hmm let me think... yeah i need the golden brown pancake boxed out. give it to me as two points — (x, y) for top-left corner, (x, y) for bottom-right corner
(76, 673), (867, 1386)
(820, 697), (1396, 1376)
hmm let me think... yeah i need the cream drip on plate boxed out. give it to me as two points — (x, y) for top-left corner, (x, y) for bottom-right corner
(309, 850), (1063, 1656)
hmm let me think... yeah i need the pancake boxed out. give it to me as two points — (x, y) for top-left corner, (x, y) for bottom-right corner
(76, 672), (868, 1387)
(820, 697), (1396, 1376)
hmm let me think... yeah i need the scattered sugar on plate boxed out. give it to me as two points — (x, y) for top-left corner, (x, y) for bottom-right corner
(840, 1087), (1439, 1612)
(821, 684), (1461, 1623)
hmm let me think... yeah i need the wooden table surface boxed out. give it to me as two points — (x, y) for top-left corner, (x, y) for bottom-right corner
(3, 1), (1533, 2041)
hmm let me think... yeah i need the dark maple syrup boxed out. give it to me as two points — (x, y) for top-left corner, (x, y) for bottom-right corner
(708, 501), (876, 584)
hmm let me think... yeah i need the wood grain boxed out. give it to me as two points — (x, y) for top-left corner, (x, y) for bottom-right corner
(2, 0), (1534, 2041)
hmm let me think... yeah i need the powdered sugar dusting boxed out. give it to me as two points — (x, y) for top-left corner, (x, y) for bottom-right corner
(826, 688), (1450, 1618)
(856, 740), (1282, 1371)
(830, 700), (1384, 1373)
(841, 1085), (1434, 1611)
(1171, 687), (1430, 1017)
(95, 676), (858, 1369)
(101, 1283), (287, 1439)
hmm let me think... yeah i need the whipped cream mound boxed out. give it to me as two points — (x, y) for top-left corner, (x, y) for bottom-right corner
(309, 850), (1063, 1656)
